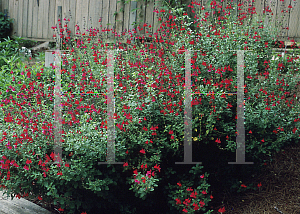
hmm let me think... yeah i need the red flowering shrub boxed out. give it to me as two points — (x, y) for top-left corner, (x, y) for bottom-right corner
(0, 1), (299, 214)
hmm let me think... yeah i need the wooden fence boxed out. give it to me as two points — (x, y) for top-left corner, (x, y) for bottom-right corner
(0, 0), (299, 42)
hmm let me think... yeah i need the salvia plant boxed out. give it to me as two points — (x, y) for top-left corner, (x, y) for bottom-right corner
(0, 0), (299, 213)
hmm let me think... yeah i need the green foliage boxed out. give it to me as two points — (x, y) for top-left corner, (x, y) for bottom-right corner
(165, 165), (213, 213)
(0, 37), (20, 68)
(0, 12), (12, 39)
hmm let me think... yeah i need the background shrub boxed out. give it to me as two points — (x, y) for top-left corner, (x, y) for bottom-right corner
(0, 12), (12, 39)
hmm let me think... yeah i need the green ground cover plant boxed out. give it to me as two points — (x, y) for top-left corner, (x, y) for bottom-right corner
(0, 0), (299, 213)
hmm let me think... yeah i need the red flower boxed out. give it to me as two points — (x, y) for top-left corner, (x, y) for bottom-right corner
(58, 208), (64, 211)
(175, 198), (181, 204)
(241, 184), (247, 188)
(183, 198), (191, 205)
(187, 187), (193, 191)
(169, 130), (174, 134)
(178, 45), (185, 54)
(199, 200), (205, 207)
(215, 138), (221, 143)
(257, 182), (262, 188)
(190, 191), (197, 198)
(140, 149), (145, 154)
(226, 103), (233, 108)
(38, 196), (42, 201)
(26, 159), (32, 164)
(177, 182), (182, 187)
(218, 207), (226, 213)
(154, 164), (161, 172)
(193, 202), (199, 210)
(141, 177), (146, 183)
(123, 162), (128, 167)
(249, 130), (252, 134)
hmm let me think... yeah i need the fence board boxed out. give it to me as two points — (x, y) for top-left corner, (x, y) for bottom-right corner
(115, 0), (124, 36)
(153, 0), (161, 35)
(12, 0), (17, 36)
(283, 0), (293, 38)
(75, 0), (82, 33)
(55, 0), (62, 29)
(81, 0), (89, 32)
(75, 0), (89, 33)
(2, 0), (8, 13)
(8, 0), (13, 23)
(102, 0), (109, 39)
(129, 1), (137, 33)
(252, 0), (264, 25)
(22, 0), (28, 38)
(145, 0), (154, 35)
(42, 0), (50, 39)
(239, 0), (251, 26)
(56, 5), (62, 46)
(94, 0), (102, 32)
(62, 0), (70, 34)
(136, 0), (145, 36)
(1, 0), (6, 13)
(27, 0), (33, 37)
(288, 0), (300, 38)
(17, 0), (23, 37)
(263, 0), (277, 34)
(276, 0), (289, 38)
(88, 0), (95, 30)
(1, 0), (299, 42)
(31, 0), (38, 38)
(123, 0), (130, 33)
(37, 0), (44, 38)
(48, 0), (56, 40)
(108, 0), (117, 35)
(69, 0), (76, 36)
